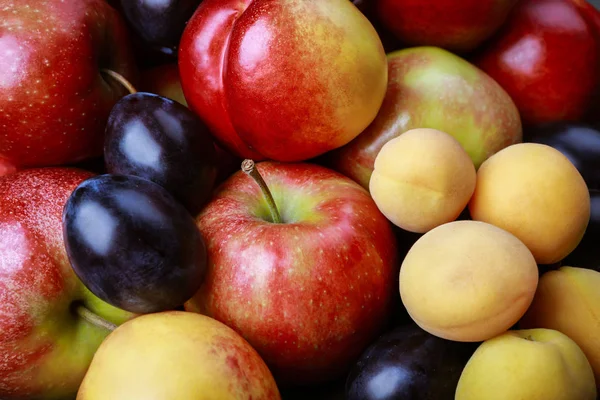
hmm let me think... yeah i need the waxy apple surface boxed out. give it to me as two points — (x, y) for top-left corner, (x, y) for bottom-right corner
(186, 162), (398, 385)
(376, 0), (519, 53)
(0, 168), (135, 400)
(0, 157), (16, 177)
(179, 0), (388, 162)
(0, 0), (137, 168)
(474, 0), (600, 125)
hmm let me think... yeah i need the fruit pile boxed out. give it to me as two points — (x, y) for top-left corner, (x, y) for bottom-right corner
(1, 0), (600, 399)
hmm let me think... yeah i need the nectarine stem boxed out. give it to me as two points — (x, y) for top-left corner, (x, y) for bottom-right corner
(241, 159), (282, 224)
(100, 69), (137, 95)
(75, 304), (117, 332)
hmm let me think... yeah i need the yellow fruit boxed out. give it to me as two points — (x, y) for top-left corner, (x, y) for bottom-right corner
(520, 266), (600, 386)
(456, 329), (597, 400)
(399, 220), (538, 342)
(469, 143), (590, 264)
(77, 311), (280, 400)
(369, 128), (476, 233)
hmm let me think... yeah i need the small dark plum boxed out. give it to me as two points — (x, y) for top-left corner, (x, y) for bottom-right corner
(63, 174), (207, 314)
(525, 121), (600, 190)
(119, 0), (202, 56)
(105, 92), (217, 215)
(563, 189), (600, 271)
(346, 323), (478, 400)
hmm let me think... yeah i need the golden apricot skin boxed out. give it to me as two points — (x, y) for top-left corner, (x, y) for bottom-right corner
(455, 328), (597, 400)
(520, 266), (600, 387)
(469, 143), (590, 264)
(370, 128), (476, 233)
(399, 220), (538, 342)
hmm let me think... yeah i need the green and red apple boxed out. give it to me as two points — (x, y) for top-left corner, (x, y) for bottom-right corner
(326, 46), (522, 189)
(0, 168), (135, 400)
(186, 161), (398, 385)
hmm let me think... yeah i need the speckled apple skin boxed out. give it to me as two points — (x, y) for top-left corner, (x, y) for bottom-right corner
(185, 162), (398, 386)
(0, 168), (135, 400)
(178, 0), (388, 162)
(0, 0), (137, 168)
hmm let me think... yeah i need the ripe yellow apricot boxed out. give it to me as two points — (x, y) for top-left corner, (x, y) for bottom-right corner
(369, 128), (476, 233)
(520, 266), (600, 385)
(456, 329), (596, 400)
(399, 220), (538, 342)
(469, 143), (590, 264)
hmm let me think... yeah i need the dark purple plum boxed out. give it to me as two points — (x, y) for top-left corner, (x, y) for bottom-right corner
(562, 189), (600, 271)
(524, 121), (600, 190)
(346, 323), (478, 400)
(104, 92), (217, 216)
(62, 174), (207, 314)
(119, 0), (202, 57)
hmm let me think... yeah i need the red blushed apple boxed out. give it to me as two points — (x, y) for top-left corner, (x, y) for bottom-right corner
(0, 0), (137, 168)
(179, 0), (388, 162)
(375, 0), (520, 53)
(474, 0), (600, 126)
(0, 157), (17, 177)
(185, 161), (398, 386)
(570, 0), (600, 125)
(0, 168), (135, 400)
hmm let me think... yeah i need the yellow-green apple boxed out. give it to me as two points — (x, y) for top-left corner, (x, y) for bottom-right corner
(375, 0), (520, 53)
(326, 46), (522, 189)
(0, 0), (137, 168)
(77, 311), (280, 399)
(0, 168), (135, 400)
(456, 328), (597, 400)
(178, 0), (388, 162)
(185, 161), (398, 385)
(474, 0), (600, 126)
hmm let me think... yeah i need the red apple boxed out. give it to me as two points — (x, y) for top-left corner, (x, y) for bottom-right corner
(570, 0), (600, 125)
(0, 157), (17, 177)
(571, 0), (600, 35)
(0, 0), (137, 168)
(0, 168), (135, 399)
(474, 0), (600, 126)
(178, 0), (388, 162)
(375, 0), (520, 53)
(185, 161), (398, 385)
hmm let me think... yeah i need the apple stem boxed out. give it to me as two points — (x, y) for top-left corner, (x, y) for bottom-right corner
(241, 159), (282, 224)
(100, 69), (137, 95)
(75, 304), (117, 332)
